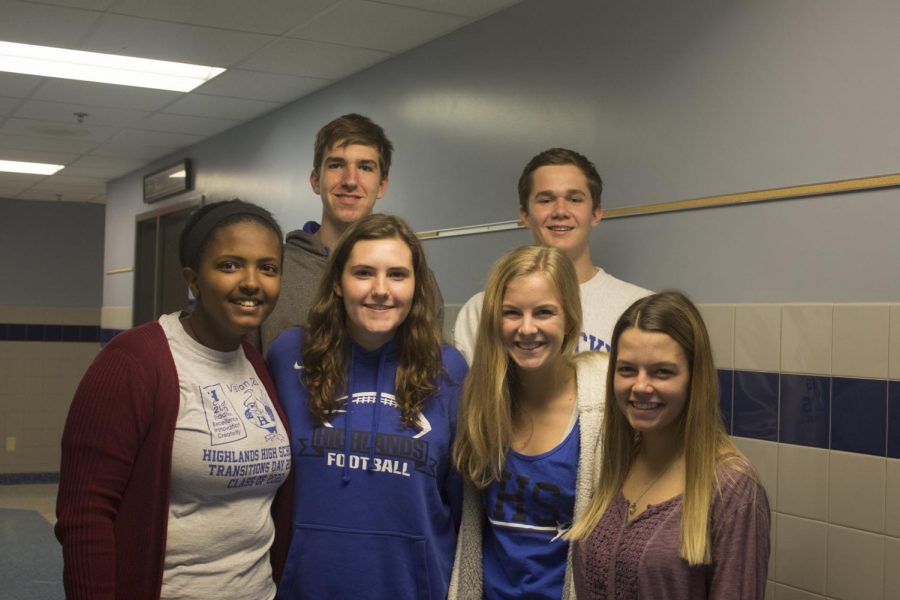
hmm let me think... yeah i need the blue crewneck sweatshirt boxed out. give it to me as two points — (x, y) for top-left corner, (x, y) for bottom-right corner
(267, 327), (467, 599)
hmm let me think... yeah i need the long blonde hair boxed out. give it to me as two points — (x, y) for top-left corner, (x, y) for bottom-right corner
(301, 214), (443, 428)
(453, 245), (582, 487)
(568, 290), (755, 565)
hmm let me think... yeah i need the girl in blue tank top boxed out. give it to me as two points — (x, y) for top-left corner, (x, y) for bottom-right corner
(450, 245), (609, 599)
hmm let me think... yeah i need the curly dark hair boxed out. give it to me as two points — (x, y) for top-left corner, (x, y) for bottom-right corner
(301, 213), (442, 428)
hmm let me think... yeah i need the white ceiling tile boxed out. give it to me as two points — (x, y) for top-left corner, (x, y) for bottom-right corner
(88, 143), (174, 162)
(164, 94), (280, 121)
(0, 73), (42, 98)
(110, 128), (203, 149)
(17, 187), (102, 202)
(0, 133), (97, 154)
(0, 146), (82, 164)
(379, 0), (522, 18)
(0, 177), (34, 195)
(66, 154), (145, 171)
(13, 99), (150, 128)
(0, 0), (101, 47)
(24, 0), (117, 10)
(194, 69), (330, 102)
(0, 171), (43, 184)
(0, 97), (24, 116)
(136, 113), (238, 137)
(1, 117), (117, 143)
(238, 38), (389, 79)
(55, 164), (125, 180)
(33, 80), (182, 112)
(111, 0), (341, 35)
(288, 0), (466, 53)
(81, 13), (274, 66)
(29, 177), (106, 194)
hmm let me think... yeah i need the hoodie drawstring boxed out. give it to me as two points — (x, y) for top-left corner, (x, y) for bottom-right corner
(341, 345), (356, 483)
(367, 349), (389, 470)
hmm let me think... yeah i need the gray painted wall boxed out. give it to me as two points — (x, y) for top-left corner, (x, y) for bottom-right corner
(1, 198), (105, 307)
(104, 0), (900, 307)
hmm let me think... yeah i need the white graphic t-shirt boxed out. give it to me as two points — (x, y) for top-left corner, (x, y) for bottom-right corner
(158, 313), (291, 600)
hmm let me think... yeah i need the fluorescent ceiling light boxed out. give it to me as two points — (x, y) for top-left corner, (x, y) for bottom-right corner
(0, 159), (65, 175)
(0, 41), (225, 92)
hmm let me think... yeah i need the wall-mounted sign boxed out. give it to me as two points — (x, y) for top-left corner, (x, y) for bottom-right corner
(143, 159), (193, 204)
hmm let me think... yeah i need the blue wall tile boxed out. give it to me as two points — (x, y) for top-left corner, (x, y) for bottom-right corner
(99, 328), (124, 345)
(779, 374), (829, 448)
(0, 322), (106, 343)
(733, 371), (778, 441)
(44, 324), (62, 342)
(718, 369), (733, 434)
(831, 377), (887, 456)
(889, 381), (900, 459)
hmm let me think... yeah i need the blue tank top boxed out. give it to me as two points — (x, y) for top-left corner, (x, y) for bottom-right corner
(482, 421), (580, 599)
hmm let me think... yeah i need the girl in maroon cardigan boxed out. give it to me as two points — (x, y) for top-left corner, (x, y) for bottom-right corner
(568, 291), (770, 599)
(56, 200), (292, 600)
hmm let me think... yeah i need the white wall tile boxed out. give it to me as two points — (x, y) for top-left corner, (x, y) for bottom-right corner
(829, 451), (885, 533)
(52, 307), (101, 326)
(781, 305), (832, 375)
(778, 444), (828, 521)
(769, 510), (777, 582)
(733, 437), (779, 511)
(101, 306), (133, 330)
(826, 525), (884, 600)
(890, 305), (900, 380)
(775, 514), (827, 594)
(2, 306), (47, 324)
(832, 304), (889, 379)
(698, 304), (735, 369)
(735, 305), (781, 372)
(887, 459), (900, 537)
(886, 536), (900, 600)
(774, 583), (827, 599)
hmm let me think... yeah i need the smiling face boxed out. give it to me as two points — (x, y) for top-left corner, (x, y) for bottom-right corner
(335, 237), (415, 351)
(184, 220), (282, 351)
(501, 272), (568, 374)
(614, 328), (691, 440)
(519, 164), (602, 266)
(311, 142), (388, 233)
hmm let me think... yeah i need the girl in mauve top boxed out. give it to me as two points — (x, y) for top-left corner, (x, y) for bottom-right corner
(568, 290), (770, 599)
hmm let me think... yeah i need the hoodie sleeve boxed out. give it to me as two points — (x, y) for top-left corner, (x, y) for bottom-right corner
(440, 345), (469, 529)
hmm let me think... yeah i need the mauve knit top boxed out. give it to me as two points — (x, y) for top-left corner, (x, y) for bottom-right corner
(573, 464), (770, 600)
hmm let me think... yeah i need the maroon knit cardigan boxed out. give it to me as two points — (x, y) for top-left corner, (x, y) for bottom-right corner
(55, 321), (293, 600)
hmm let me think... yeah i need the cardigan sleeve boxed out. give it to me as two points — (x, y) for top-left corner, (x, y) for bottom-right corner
(55, 344), (157, 600)
(708, 469), (771, 599)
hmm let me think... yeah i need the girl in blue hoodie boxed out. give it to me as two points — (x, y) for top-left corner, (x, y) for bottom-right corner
(267, 213), (467, 599)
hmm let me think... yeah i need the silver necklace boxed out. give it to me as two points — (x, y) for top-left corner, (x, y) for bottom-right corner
(626, 458), (677, 516)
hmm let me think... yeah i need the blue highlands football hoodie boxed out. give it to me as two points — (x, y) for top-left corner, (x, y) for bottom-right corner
(267, 327), (467, 599)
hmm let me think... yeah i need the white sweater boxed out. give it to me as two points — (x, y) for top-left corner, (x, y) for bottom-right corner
(453, 268), (650, 364)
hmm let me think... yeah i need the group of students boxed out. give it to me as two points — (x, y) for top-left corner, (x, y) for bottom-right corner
(55, 114), (770, 599)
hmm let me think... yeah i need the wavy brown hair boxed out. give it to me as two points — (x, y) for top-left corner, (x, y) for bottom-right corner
(301, 213), (442, 428)
(453, 245), (582, 487)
